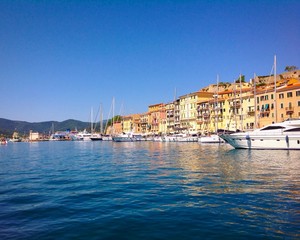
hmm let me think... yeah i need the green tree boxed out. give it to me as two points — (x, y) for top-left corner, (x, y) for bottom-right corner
(235, 75), (245, 83)
(106, 115), (122, 126)
(285, 66), (298, 71)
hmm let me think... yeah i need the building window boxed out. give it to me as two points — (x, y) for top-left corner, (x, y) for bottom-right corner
(265, 95), (269, 100)
(287, 92), (293, 98)
(271, 103), (274, 109)
(257, 97), (259, 104)
(280, 103), (284, 109)
(271, 94), (274, 99)
(279, 93), (284, 99)
(298, 101), (300, 107)
(296, 90), (300, 96)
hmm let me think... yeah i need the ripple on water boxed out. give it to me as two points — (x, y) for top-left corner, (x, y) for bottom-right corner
(0, 141), (299, 239)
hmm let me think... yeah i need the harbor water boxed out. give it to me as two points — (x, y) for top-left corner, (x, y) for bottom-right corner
(0, 141), (299, 239)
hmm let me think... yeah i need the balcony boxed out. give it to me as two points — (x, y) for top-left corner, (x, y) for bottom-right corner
(230, 103), (241, 109)
(286, 107), (294, 115)
(203, 113), (210, 119)
(247, 110), (255, 116)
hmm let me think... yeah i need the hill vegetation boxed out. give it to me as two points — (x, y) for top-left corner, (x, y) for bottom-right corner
(0, 118), (103, 137)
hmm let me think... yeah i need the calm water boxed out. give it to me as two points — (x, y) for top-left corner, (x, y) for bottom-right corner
(0, 141), (299, 239)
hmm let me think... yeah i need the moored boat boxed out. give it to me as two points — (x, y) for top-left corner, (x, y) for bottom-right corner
(90, 133), (103, 141)
(199, 134), (224, 143)
(75, 129), (92, 141)
(112, 132), (143, 142)
(1, 138), (8, 145)
(220, 118), (300, 150)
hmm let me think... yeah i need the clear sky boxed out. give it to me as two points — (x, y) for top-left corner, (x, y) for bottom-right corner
(1, 0), (299, 122)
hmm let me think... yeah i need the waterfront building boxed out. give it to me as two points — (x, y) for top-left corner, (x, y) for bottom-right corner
(105, 121), (122, 135)
(116, 70), (300, 135)
(174, 98), (180, 132)
(178, 92), (198, 134)
(29, 130), (39, 141)
(148, 103), (165, 134)
(140, 113), (149, 134)
(132, 114), (142, 133)
(179, 91), (215, 134)
(196, 91), (215, 133)
(219, 83), (255, 132)
(165, 101), (175, 133)
(122, 115), (133, 133)
(256, 78), (300, 128)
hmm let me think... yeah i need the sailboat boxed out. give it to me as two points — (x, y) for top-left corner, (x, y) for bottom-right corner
(90, 105), (103, 141)
(199, 75), (224, 143)
(220, 55), (300, 150)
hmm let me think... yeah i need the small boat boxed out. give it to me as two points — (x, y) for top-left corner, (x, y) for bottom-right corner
(199, 134), (224, 143)
(220, 118), (300, 150)
(112, 132), (142, 142)
(102, 135), (112, 141)
(1, 138), (8, 145)
(162, 133), (198, 142)
(90, 133), (103, 141)
(75, 129), (92, 141)
(9, 131), (21, 142)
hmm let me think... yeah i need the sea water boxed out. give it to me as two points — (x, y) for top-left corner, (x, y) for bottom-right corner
(0, 141), (299, 239)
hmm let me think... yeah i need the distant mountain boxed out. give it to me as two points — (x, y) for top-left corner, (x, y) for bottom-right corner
(0, 118), (106, 137)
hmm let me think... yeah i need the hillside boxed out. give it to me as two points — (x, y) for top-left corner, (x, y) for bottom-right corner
(0, 118), (100, 137)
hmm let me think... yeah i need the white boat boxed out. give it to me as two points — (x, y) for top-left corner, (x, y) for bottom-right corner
(199, 134), (224, 143)
(164, 133), (198, 142)
(102, 135), (112, 141)
(220, 119), (300, 150)
(90, 133), (102, 141)
(112, 132), (143, 142)
(75, 129), (92, 141)
(9, 131), (21, 142)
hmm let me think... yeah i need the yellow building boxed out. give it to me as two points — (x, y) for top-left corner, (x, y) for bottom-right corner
(29, 130), (39, 141)
(122, 115), (133, 133)
(219, 84), (255, 132)
(194, 91), (215, 133)
(179, 92), (198, 134)
(140, 113), (149, 134)
(180, 91), (214, 134)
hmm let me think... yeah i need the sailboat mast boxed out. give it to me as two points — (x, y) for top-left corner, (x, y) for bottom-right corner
(234, 79), (237, 130)
(254, 73), (257, 129)
(91, 107), (93, 133)
(215, 75), (219, 133)
(274, 55), (277, 123)
(112, 97), (115, 134)
(240, 74), (243, 131)
(100, 103), (103, 134)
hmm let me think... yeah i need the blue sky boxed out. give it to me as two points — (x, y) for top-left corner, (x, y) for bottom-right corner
(1, 0), (299, 122)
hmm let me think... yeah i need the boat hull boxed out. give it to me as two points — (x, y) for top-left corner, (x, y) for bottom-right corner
(220, 133), (300, 150)
(112, 137), (141, 142)
(199, 135), (224, 144)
